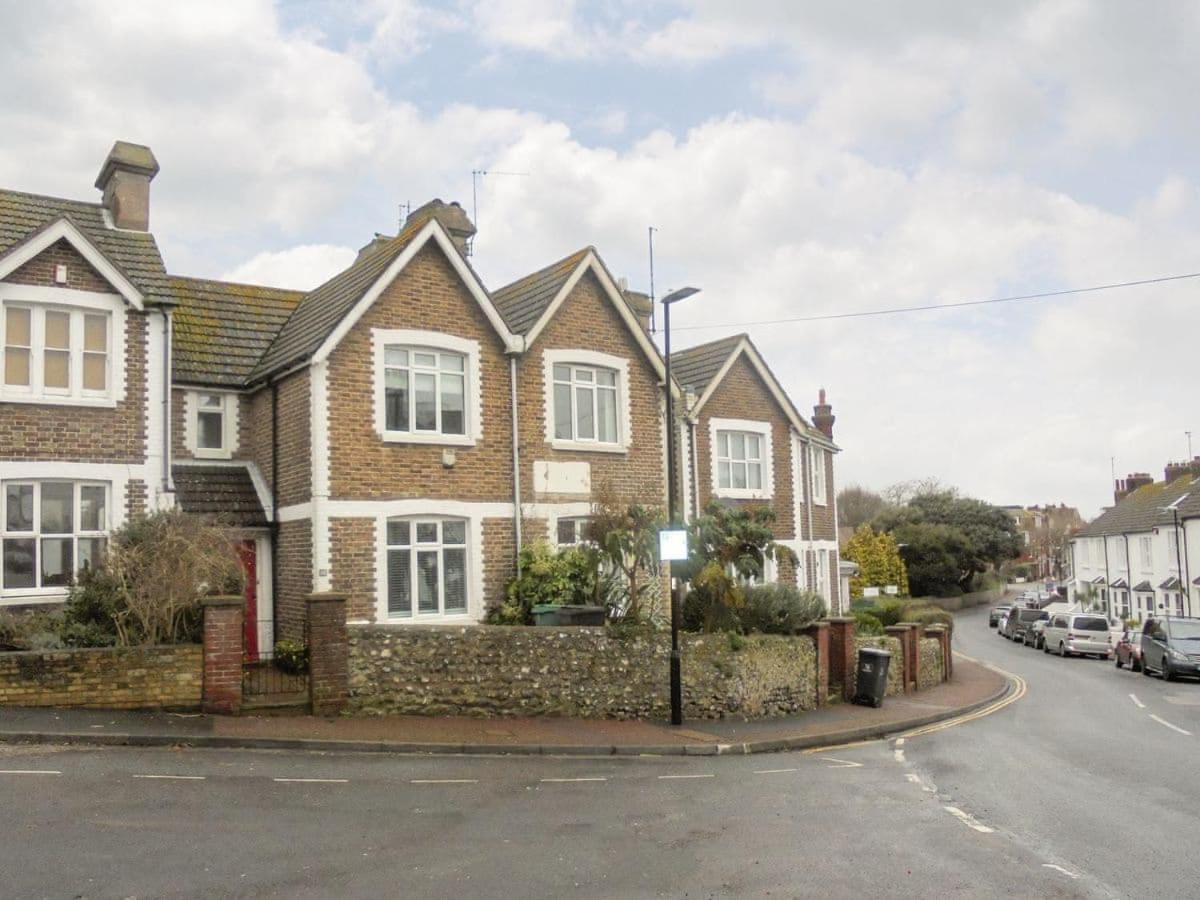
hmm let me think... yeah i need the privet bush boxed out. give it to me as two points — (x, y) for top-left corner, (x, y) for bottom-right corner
(852, 610), (885, 636)
(738, 584), (825, 635)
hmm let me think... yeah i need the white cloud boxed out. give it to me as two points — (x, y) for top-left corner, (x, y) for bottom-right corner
(1, 0), (1197, 519)
(221, 244), (357, 290)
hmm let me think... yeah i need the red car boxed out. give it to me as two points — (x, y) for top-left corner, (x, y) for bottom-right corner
(1115, 629), (1143, 672)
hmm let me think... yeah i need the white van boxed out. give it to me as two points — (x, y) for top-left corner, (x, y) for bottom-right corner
(1042, 612), (1112, 659)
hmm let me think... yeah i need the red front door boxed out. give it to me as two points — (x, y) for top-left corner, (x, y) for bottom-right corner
(238, 540), (259, 661)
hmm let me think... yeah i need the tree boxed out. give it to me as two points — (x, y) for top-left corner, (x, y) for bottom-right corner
(874, 489), (1021, 595)
(836, 485), (890, 530)
(677, 502), (797, 584)
(843, 525), (909, 598)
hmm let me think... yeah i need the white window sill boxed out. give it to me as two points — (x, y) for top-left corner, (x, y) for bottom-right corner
(378, 431), (476, 447)
(0, 393), (117, 408)
(812, 499), (828, 507)
(715, 489), (773, 501)
(0, 590), (69, 606)
(549, 440), (627, 455)
(371, 612), (476, 626)
(193, 447), (233, 460)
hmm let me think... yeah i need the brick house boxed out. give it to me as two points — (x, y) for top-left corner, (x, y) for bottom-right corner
(670, 334), (843, 612)
(1, 141), (840, 642)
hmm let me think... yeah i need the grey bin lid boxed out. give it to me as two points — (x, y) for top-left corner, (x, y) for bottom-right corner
(859, 647), (892, 658)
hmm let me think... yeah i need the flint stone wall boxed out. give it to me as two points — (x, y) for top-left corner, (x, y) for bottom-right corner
(0, 645), (202, 710)
(919, 636), (945, 690)
(347, 625), (817, 720)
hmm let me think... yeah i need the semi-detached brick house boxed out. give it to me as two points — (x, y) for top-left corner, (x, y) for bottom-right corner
(670, 334), (843, 612)
(0, 140), (842, 643)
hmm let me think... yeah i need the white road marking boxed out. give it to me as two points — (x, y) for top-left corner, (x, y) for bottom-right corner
(1042, 864), (1080, 878)
(540, 777), (606, 783)
(820, 757), (863, 769)
(894, 737), (905, 747)
(657, 774), (715, 780)
(132, 774), (206, 781)
(893, 748), (906, 764)
(905, 773), (937, 793)
(0, 769), (61, 776)
(410, 778), (478, 784)
(943, 806), (994, 834)
(273, 778), (349, 784)
(1149, 714), (1192, 736)
(753, 768), (799, 775)
(905, 773), (921, 783)
(1129, 693), (1146, 709)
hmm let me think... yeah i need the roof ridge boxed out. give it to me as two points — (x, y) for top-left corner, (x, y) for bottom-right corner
(170, 273), (305, 297)
(494, 246), (592, 297)
(0, 186), (104, 209)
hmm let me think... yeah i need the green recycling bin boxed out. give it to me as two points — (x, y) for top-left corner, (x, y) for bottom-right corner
(852, 647), (892, 708)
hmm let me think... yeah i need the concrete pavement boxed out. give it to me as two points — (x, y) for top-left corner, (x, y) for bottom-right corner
(0, 658), (1006, 756)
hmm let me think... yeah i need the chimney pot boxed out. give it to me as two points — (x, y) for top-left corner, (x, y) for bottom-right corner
(95, 141), (159, 231)
(812, 387), (835, 439)
(405, 198), (476, 256)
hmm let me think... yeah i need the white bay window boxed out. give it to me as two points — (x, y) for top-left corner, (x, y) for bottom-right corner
(2, 481), (108, 592)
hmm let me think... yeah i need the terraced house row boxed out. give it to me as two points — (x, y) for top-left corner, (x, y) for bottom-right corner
(0, 141), (843, 647)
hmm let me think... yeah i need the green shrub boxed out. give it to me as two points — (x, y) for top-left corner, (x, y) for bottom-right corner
(273, 639), (309, 675)
(738, 584), (825, 635)
(0, 610), (66, 651)
(873, 600), (907, 627)
(903, 604), (954, 634)
(494, 541), (600, 625)
(852, 610), (884, 636)
(727, 632), (746, 652)
(682, 562), (741, 633)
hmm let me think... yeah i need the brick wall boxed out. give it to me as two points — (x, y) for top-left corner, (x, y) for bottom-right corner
(330, 518), (375, 622)
(1, 242), (148, 465)
(243, 387), (275, 491)
(276, 518), (313, 640)
(325, 244), (512, 502)
(517, 270), (667, 511)
(0, 645), (201, 710)
(275, 370), (310, 507)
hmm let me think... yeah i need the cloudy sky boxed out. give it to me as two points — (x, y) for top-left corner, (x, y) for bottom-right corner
(3, 0), (1197, 517)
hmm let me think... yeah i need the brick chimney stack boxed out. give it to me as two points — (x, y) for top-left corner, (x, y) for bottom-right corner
(95, 141), (159, 231)
(405, 199), (476, 256)
(1115, 472), (1154, 504)
(1164, 457), (1200, 484)
(813, 388), (835, 439)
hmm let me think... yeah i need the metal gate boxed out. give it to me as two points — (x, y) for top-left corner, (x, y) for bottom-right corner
(243, 620), (308, 707)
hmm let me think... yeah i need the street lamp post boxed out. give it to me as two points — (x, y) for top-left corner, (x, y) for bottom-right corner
(661, 286), (699, 727)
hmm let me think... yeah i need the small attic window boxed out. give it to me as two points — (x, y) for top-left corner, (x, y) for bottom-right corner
(186, 391), (238, 459)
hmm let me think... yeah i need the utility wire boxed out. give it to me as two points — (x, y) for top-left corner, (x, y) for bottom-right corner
(671, 271), (1200, 332)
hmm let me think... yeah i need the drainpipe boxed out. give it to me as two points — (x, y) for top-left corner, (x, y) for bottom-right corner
(803, 435), (815, 593)
(509, 355), (522, 575)
(688, 417), (700, 519)
(1123, 533), (1132, 620)
(271, 381), (280, 646)
(161, 309), (173, 498)
(1102, 536), (1111, 616)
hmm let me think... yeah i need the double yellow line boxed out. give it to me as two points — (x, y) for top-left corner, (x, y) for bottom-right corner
(899, 654), (1027, 738)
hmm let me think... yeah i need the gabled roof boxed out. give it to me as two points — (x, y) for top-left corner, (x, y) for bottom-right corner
(250, 217), (516, 381)
(493, 248), (591, 335)
(1159, 576), (1182, 591)
(1075, 477), (1198, 537)
(172, 463), (269, 528)
(1134, 580), (1154, 592)
(494, 247), (678, 394)
(0, 188), (172, 305)
(170, 276), (303, 387)
(670, 333), (836, 449)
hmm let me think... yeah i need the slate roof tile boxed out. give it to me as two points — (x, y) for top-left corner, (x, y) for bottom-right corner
(668, 334), (746, 395)
(172, 464), (267, 528)
(492, 247), (592, 335)
(1075, 477), (1200, 537)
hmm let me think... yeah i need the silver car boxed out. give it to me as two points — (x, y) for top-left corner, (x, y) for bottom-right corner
(1042, 613), (1112, 658)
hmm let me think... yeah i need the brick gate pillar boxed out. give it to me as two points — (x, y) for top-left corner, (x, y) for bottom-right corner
(307, 593), (348, 717)
(902, 623), (922, 691)
(925, 625), (952, 681)
(804, 621), (830, 707)
(884, 626), (912, 693)
(826, 617), (856, 701)
(201, 595), (243, 715)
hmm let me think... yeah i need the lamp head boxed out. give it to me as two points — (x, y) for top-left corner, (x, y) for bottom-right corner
(661, 286), (700, 306)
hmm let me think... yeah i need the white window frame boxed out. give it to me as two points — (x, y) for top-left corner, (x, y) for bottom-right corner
(543, 349), (631, 453)
(555, 515), (593, 547)
(0, 287), (125, 407)
(2, 479), (110, 598)
(1140, 535), (1153, 573)
(372, 329), (481, 447)
(810, 445), (828, 506)
(381, 516), (471, 622)
(183, 390), (239, 459)
(709, 418), (773, 500)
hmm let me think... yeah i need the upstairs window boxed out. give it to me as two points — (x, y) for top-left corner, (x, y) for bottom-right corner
(2, 304), (110, 401)
(383, 347), (468, 438)
(716, 431), (763, 492)
(385, 518), (468, 619)
(186, 391), (238, 459)
(556, 516), (593, 546)
(2, 481), (108, 592)
(553, 363), (619, 444)
(810, 446), (827, 505)
(1140, 536), (1153, 571)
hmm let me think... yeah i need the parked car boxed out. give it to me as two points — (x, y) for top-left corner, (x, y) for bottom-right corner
(989, 606), (1011, 628)
(1140, 617), (1200, 681)
(1003, 607), (1049, 642)
(1023, 619), (1048, 649)
(1115, 629), (1143, 671)
(1042, 613), (1113, 658)
(997, 611), (1010, 635)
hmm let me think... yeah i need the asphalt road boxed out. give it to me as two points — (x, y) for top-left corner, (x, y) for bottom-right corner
(3, 608), (1194, 898)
